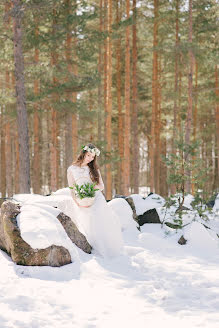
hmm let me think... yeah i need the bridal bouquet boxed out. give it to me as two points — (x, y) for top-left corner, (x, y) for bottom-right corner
(69, 182), (99, 207)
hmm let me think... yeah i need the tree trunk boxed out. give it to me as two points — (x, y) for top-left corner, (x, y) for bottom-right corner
(12, 0), (30, 193)
(72, 36), (78, 160)
(116, 0), (124, 194)
(124, 0), (131, 195)
(65, 0), (73, 177)
(11, 72), (20, 194)
(98, 0), (103, 143)
(50, 8), (59, 191)
(160, 134), (168, 197)
(173, 0), (179, 141)
(0, 106), (6, 198)
(33, 21), (41, 194)
(185, 0), (194, 193)
(88, 91), (94, 142)
(131, 0), (139, 194)
(4, 2), (12, 197)
(171, 0), (179, 195)
(155, 55), (161, 194)
(215, 65), (219, 186)
(192, 60), (198, 194)
(150, 0), (159, 193)
(5, 113), (13, 196)
(104, 0), (112, 199)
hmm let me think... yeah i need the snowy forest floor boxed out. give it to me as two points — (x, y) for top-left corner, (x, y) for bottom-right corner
(0, 191), (219, 328)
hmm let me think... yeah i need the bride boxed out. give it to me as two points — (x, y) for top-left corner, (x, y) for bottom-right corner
(67, 143), (124, 258)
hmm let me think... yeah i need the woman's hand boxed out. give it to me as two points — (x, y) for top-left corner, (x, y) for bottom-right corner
(74, 198), (90, 208)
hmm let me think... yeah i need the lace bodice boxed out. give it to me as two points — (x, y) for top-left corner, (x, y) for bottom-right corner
(67, 165), (104, 192)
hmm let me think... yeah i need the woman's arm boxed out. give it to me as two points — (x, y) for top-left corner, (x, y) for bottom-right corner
(96, 169), (104, 191)
(67, 166), (90, 207)
(67, 167), (78, 202)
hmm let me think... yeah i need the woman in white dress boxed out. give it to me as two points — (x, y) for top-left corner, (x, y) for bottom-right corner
(67, 143), (124, 258)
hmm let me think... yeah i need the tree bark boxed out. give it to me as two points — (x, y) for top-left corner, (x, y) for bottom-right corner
(4, 2), (12, 197)
(105, 0), (112, 199)
(98, 0), (103, 143)
(12, 0), (30, 193)
(124, 0), (131, 195)
(173, 0), (179, 144)
(50, 8), (59, 191)
(155, 54), (161, 194)
(0, 105), (6, 198)
(72, 35), (78, 160)
(33, 21), (41, 194)
(150, 0), (159, 193)
(171, 0), (179, 195)
(131, 0), (139, 194)
(65, 0), (73, 176)
(5, 112), (13, 196)
(159, 134), (168, 197)
(215, 65), (219, 186)
(10, 72), (20, 194)
(116, 0), (124, 194)
(185, 0), (194, 193)
(103, 0), (107, 187)
(192, 60), (198, 194)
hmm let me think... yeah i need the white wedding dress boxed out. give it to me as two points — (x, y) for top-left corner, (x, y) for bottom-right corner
(66, 164), (124, 258)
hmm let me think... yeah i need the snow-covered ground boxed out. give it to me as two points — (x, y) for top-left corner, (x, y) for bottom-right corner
(0, 190), (219, 328)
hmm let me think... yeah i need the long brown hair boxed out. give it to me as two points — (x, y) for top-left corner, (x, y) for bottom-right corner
(72, 143), (100, 184)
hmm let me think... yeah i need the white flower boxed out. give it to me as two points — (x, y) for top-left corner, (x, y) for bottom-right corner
(83, 145), (101, 156)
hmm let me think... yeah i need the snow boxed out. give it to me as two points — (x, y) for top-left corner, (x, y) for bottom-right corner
(0, 191), (219, 328)
(130, 193), (165, 215)
(213, 194), (219, 213)
(183, 221), (219, 257)
(107, 198), (138, 231)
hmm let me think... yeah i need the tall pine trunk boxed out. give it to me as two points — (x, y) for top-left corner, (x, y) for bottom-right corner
(72, 36), (78, 159)
(33, 21), (41, 194)
(0, 106), (6, 198)
(155, 55), (161, 194)
(5, 101), (13, 197)
(185, 0), (194, 193)
(124, 0), (131, 195)
(192, 61), (198, 194)
(11, 72), (20, 194)
(160, 134), (168, 197)
(215, 65), (219, 187)
(131, 0), (139, 194)
(4, 2), (12, 197)
(50, 8), (59, 191)
(98, 0), (103, 143)
(65, 0), (73, 176)
(12, 0), (30, 193)
(105, 0), (112, 199)
(116, 0), (124, 194)
(171, 0), (179, 195)
(150, 0), (159, 193)
(72, 2), (78, 160)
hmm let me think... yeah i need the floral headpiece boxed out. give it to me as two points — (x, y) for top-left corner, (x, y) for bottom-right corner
(82, 145), (100, 156)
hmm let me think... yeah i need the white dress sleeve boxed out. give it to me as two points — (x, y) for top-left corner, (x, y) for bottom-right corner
(96, 169), (104, 191)
(67, 166), (76, 201)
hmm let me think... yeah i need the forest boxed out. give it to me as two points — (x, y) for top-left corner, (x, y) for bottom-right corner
(0, 0), (218, 200)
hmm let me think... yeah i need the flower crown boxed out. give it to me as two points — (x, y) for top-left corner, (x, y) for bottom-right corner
(82, 145), (100, 156)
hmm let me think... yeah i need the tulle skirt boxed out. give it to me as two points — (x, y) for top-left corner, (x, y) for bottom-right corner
(59, 191), (124, 258)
